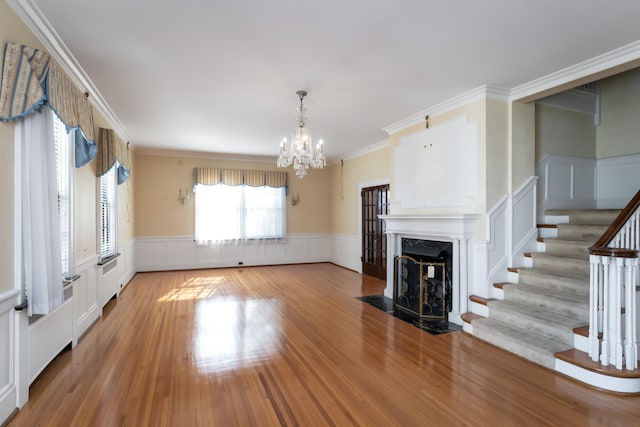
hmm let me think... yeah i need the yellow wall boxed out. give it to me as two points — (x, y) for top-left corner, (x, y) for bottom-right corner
(486, 98), (509, 210)
(535, 104), (596, 162)
(0, 2), (47, 292)
(509, 102), (535, 192)
(597, 67), (640, 159)
(134, 153), (330, 237)
(328, 146), (392, 237)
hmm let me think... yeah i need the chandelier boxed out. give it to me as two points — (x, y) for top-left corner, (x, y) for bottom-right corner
(277, 90), (326, 178)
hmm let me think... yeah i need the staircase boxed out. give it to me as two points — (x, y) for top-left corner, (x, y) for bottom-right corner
(470, 209), (621, 370)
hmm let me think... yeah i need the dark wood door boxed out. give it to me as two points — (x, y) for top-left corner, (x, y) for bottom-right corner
(361, 184), (390, 279)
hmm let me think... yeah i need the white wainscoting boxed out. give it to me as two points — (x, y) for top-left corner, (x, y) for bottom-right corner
(468, 240), (488, 299)
(99, 257), (120, 308)
(135, 234), (331, 272)
(118, 240), (136, 290)
(0, 289), (19, 424)
(28, 298), (73, 385)
(510, 177), (539, 263)
(597, 153), (640, 208)
(482, 177), (538, 300)
(537, 154), (597, 219)
(73, 256), (100, 346)
(485, 195), (509, 298)
(330, 234), (361, 273)
(537, 153), (640, 214)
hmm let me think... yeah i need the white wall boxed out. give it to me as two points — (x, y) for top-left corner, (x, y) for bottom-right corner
(394, 116), (478, 210)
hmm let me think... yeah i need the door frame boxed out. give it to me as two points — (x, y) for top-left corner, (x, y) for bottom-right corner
(358, 179), (390, 275)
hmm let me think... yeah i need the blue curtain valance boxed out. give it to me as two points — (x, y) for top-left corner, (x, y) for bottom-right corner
(0, 43), (97, 168)
(96, 127), (130, 185)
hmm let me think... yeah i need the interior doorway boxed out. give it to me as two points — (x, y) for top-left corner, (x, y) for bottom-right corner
(361, 184), (390, 279)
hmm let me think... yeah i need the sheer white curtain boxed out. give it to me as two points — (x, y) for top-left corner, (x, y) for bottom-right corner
(194, 184), (286, 244)
(20, 109), (63, 316)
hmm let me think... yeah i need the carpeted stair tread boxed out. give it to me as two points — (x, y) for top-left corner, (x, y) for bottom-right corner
(556, 224), (609, 242)
(516, 268), (589, 295)
(540, 239), (592, 258)
(527, 253), (590, 278)
(545, 209), (621, 225)
(472, 317), (571, 369)
(502, 284), (589, 321)
(487, 299), (585, 345)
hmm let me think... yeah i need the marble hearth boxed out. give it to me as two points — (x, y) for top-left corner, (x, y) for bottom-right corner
(379, 214), (480, 325)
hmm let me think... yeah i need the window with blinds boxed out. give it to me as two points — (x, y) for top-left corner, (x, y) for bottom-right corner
(53, 111), (74, 278)
(99, 165), (117, 260)
(194, 184), (286, 243)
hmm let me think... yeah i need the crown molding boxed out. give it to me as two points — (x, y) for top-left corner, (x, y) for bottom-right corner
(536, 87), (598, 116)
(340, 138), (389, 161)
(134, 146), (275, 163)
(382, 84), (510, 135)
(510, 39), (640, 102)
(7, 0), (131, 142)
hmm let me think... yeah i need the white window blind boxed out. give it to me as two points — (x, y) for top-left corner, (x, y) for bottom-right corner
(194, 184), (286, 243)
(99, 166), (117, 259)
(53, 111), (74, 278)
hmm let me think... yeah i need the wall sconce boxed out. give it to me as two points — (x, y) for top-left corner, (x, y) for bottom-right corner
(291, 193), (300, 206)
(179, 189), (190, 205)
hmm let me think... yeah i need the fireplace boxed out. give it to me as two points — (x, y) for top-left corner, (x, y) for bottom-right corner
(394, 239), (452, 323)
(379, 213), (480, 325)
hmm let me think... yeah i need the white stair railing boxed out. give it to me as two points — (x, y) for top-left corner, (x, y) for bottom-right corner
(588, 192), (640, 371)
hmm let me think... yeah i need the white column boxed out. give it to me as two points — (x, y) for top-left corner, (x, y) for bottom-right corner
(459, 238), (469, 316)
(384, 233), (397, 299)
(451, 239), (460, 319)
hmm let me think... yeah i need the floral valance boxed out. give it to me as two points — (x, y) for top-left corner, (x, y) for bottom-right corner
(194, 167), (288, 189)
(0, 43), (97, 167)
(96, 127), (130, 184)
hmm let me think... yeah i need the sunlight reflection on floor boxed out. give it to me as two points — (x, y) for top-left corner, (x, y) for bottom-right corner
(157, 276), (225, 302)
(193, 297), (283, 373)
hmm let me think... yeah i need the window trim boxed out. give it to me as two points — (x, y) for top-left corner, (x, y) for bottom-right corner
(53, 112), (75, 279)
(98, 164), (118, 262)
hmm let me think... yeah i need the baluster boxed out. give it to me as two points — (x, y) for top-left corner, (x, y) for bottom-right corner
(614, 257), (624, 370)
(589, 255), (601, 361)
(601, 257), (610, 366)
(625, 258), (638, 370)
(631, 209), (640, 250)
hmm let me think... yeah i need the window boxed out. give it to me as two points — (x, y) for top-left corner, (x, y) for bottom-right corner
(53, 112), (74, 278)
(194, 184), (286, 243)
(99, 165), (117, 260)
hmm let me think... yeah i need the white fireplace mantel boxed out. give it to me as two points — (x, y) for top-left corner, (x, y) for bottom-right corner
(380, 213), (481, 325)
(380, 214), (481, 240)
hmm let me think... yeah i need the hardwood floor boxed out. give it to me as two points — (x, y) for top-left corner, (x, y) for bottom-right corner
(7, 263), (640, 426)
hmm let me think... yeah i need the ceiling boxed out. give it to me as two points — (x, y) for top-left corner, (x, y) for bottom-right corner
(25, 0), (640, 161)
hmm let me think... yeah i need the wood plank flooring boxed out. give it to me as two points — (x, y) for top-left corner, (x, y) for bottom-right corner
(7, 263), (640, 426)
